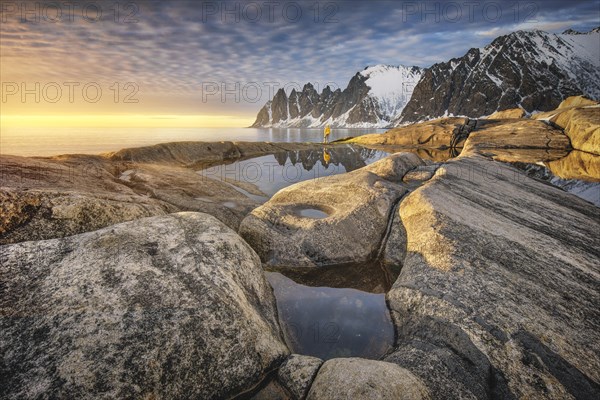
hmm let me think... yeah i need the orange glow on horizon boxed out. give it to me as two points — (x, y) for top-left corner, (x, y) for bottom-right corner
(0, 114), (255, 128)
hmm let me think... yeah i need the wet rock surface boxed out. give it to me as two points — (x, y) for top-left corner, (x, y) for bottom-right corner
(239, 153), (424, 268)
(0, 212), (288, 399)
(385, 155), (600, 399)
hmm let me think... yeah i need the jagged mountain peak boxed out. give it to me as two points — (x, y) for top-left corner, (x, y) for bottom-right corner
(562, 26), (600, 35)
(252, 28), (599, 128)
(361, 64), (402, 75)
(398, 28), (600, 124)
(252, 63), (423, 128)
(360, 64), (423, 76)
(302, 82), (315, 91)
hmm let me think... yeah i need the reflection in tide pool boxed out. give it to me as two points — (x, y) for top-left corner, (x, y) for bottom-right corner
(296, 208), (329, 219)
(199, 145), (389, 199)
(266, 272), (395, 360)
(509, 150), (600, 207)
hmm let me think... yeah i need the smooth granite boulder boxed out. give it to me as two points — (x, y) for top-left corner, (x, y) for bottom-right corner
(462, 119), (571, 159)
(557, 95), (598, 109)
(532, 95), (598, 121)
(0, 187), (177, 244)
(239, 153), (424, 268)
(0, 154), (253, 243)
(531, 96), (599, 155)
(385, 155), (600, 399)
(486, 108), (526, 119)
(344, 117), (468, 148)
(0, 142), (334, 244)
(551, 106), (600, 155)
(306, 358), (430, 400)
(0, 212), (289, 399)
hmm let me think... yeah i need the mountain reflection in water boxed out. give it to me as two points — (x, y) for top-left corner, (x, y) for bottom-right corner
(508, 150), (600, 207)
(199, 145), (389, 199)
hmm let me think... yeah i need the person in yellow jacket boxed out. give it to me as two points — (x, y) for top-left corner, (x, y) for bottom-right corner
(323, 124), (331, 144)
(323, 148), (331, 166)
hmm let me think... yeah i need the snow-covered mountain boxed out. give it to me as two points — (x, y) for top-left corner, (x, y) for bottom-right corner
(398, 27), (600, 123)
(251, 65), (423, 128)
(252, 27), (599, 128)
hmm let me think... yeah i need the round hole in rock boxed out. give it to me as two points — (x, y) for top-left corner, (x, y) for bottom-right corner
(297, 208), (329, 219)
(291, 205), (332, 219)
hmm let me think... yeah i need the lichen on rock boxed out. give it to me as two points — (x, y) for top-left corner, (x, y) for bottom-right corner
(0, 212), (288, 399)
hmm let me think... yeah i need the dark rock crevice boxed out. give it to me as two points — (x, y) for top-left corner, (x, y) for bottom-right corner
(512, 330), (600, 399)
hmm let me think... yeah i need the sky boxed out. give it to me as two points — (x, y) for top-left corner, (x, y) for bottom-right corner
(1, 0), (599, 127)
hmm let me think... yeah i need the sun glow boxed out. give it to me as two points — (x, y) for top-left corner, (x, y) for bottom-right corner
(0, 114), (255, 128)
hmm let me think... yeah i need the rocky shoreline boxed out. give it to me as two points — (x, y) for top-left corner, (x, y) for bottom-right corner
(1, 97), (599, 399)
